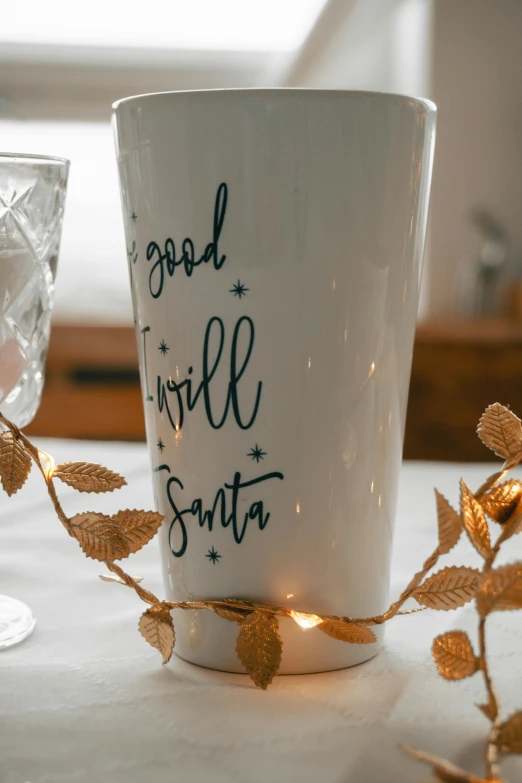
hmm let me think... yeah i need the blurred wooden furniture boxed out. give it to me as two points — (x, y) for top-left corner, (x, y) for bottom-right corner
(27, 319), (522, 459)
(405, 318), (522, 461)
(27, 325), (144, 441)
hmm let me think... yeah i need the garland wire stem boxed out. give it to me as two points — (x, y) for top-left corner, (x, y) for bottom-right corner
(481, 542), (502, 781)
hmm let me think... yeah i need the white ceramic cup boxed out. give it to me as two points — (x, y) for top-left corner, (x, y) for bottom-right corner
(113, 89), (436, 674)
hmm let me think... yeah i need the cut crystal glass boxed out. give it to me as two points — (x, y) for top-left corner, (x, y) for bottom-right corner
(0, 152), (69, 648)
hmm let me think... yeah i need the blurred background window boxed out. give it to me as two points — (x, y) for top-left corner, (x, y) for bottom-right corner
(0, 0), (328, 323)
(0, 0), (430, 324)
(4, 0), (326, 50)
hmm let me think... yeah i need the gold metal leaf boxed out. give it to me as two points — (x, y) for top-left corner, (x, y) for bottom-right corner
(99, 573), (143, 584)
(460, 480), (491, 558)
(432, 631), (479, 680)
(413, 566), (481, 610)
(496, 510), (522, 546)
(111, 509), (164, 555)
(498, 711), (522, 754)
(318, 618), (376, 644)
(0, 430), (31, 496)
(477, 403), (522, 462)
(54, 462), (127, 493)
(138, 604), (175, 663)
(403, 746), (492, 782)
(212, 599), (254, 623)
(236, 610), (282, 689)
(476, 562), (522, 617)
(213, 607), (249, 624)
(477, 702), (496, 721)
(435, 490), (462, 554)
(70, 512), (130, 561)
(480, 480), (522, 524)
(475, 470), (507, 500)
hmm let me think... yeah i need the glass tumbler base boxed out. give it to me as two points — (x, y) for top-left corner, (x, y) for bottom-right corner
(0, 594), (35, 649)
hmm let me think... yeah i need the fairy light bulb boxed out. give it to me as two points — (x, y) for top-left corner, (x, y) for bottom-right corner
(289, 610), (322, 629)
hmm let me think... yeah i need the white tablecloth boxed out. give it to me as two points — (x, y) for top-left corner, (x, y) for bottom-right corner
(1, 440), (522, 783)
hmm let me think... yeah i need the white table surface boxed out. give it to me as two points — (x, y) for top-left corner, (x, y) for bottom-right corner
(1, 440), (522, 783)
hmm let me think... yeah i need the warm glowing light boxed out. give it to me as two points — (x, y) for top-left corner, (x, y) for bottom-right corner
(378, 494), (382, 508)
(286, 593), (294, 599)
(307, 357), (311, 370)
(368, 362), (375, 378)
(38, 450), (56, 481)
(296, 502), (301, 514)
(290, 610), (322, 629)
(370, 480), (374, 493)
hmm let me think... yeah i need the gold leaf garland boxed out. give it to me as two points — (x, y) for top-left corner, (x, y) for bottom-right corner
(236, 611), (283, 689)
(99, 572), (143, 585)
(403, 747), (497, 783)
(104, 560), (160, 606)
(495, 510), (522, 547)
(139, 604), (176, 664)
(475, 470), (508, 500)
(435, 489), (462, 555)
(111, 509), (163, 554)
(213, 606), (249, 623)
(318, 618), (376, 644)
(477, 402), (522, 463)
(479, 480), (522, 524)
(70, 512), (131, 561)
(2, 403), (522, 781)
(498, 712), (522, 755)
(460, 480), (492, 558)
(412, 566), (481, 610)
(54, 461), (127, 493)
(432, 631), (479, 681)
(476, 563), (522, 616)
(0, 429), (32, 496)
(477, 702), (497, 722)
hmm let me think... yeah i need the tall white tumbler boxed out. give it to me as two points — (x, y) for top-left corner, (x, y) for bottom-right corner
(113, 90), (436, 675)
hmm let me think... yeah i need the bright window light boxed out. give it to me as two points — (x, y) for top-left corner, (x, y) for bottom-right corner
(5, 0), (327, 52)
(0, 120), (131, 325)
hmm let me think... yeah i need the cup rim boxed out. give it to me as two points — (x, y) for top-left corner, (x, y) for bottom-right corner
(113, 87), (436, 114)
(0, 151), (70, 168)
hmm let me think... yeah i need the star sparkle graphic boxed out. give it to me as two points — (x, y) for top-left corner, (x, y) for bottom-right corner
(157, 438), (165, 453)
(206, 546), (221, 564)
(229, 280), (249, 298)
(247, 444), (266, 462)
(130, 212), (138, 222)
(158, 339), (169, 355)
